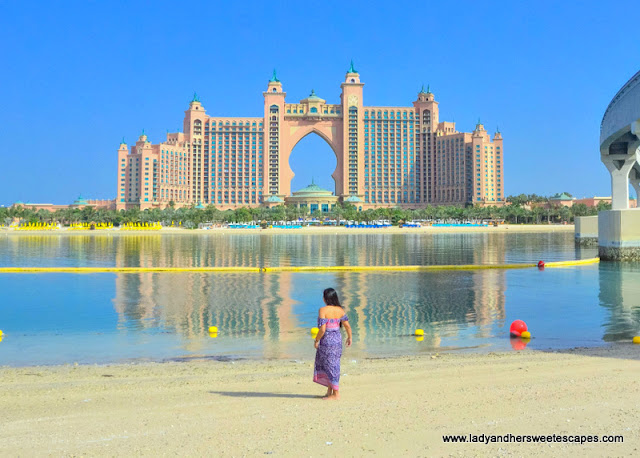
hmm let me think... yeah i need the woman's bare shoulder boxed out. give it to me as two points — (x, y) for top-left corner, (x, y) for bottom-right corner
(319, 306), (346, 319)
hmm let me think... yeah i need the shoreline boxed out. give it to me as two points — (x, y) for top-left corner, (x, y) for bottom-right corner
(1, 345), (637, 455)
(0, 340), (621, 369)
(1, 223), (575, 236)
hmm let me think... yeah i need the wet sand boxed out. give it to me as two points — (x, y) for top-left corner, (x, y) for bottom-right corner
(1, 345), (637, 456)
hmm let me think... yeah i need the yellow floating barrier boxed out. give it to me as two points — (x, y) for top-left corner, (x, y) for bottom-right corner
(262, 265), (529, 272)
(262, 257), (600, 273)
(543, 258), (600, 267)
(0, 258), (599, 274)
(0, 266), (262, 273)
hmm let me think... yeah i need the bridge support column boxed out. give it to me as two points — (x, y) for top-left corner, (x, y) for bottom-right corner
(630, 167), (640, 203)
(598, 122), (640, 260)
(601, 150), (637, 210)
(575, 215), (598, 246)
(598, 209), (640, 260)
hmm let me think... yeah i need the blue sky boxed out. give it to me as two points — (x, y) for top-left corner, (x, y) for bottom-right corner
(1, 0), (639, 205)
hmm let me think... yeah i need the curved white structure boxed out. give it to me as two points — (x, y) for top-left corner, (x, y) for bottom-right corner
(598, 71), (640, 260)
(600, 70), (640, 209)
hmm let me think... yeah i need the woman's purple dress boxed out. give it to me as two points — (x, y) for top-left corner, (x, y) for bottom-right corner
(313, 315), (348, 391)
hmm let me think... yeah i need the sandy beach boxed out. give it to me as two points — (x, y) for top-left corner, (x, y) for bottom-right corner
(1, 345), (637, 456)
(1, 223), (575, 237)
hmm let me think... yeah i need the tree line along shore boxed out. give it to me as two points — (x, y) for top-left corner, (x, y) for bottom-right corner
(1, 197), (607, 228)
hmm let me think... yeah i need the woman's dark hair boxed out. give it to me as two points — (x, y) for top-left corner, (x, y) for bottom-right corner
(323, 288), (343, 308)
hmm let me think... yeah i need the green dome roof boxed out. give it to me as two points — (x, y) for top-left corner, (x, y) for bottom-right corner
(301, 89), (325, 104)
(344, 195), (362, 203)
(73, 195), (88, 205)
(307, 90), (322, 101)
(292, 182), (333, 197)
(195, 202), (205, 209)
(265, 195), (284, 203)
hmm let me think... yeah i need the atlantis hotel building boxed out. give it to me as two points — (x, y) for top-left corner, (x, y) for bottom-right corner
(116, 64), (503, 211)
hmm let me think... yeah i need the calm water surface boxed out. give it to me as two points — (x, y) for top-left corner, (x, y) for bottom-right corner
(0, 231), (638, 366)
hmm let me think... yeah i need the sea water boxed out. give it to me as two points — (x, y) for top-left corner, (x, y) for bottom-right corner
(0, 231), (638, 366)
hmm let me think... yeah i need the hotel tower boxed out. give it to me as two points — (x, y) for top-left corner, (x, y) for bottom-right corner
(116, 63), (503, 211)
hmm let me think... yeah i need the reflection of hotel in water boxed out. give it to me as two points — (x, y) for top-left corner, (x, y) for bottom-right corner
(345, 233), (507, 342)
(112, 234), (506, 352)
(114, 269), (306, 357)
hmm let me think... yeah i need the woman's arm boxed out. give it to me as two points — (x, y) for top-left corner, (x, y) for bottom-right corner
(343, 320), (352, 347)
(315, 324), (327, 343)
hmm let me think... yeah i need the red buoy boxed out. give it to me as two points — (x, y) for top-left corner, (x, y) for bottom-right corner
(537, 260), (545, 268)
(509, 320), (528, 337)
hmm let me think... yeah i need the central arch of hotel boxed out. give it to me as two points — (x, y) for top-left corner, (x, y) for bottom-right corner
(283, 125), (342, 195)
(264, 88), (349, 199)
(263, 68), (365, 210)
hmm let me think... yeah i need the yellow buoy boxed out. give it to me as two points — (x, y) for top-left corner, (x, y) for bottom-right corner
(311, 327), (319, 336)
(633, 336), (640, 344)
(209, 332), (218, 339)
(0, 330), (3, 336)
(521, 331), (531, 339)
(415, 329), (424, 336)
(415, 336), (424, 342)
(208, 326), (218, 333)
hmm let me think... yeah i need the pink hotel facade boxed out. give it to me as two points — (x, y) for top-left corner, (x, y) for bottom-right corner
(116, 64), (503, 211)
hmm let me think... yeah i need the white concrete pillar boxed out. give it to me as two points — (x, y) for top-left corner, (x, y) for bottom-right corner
(630, 167), (640, 203)
(601, 153), (636, 209)
(630, 121), (640, 205)
(601, 120), (640, 210)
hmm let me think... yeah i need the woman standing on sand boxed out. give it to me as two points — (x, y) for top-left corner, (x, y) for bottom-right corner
(313, 288), (352, 400)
